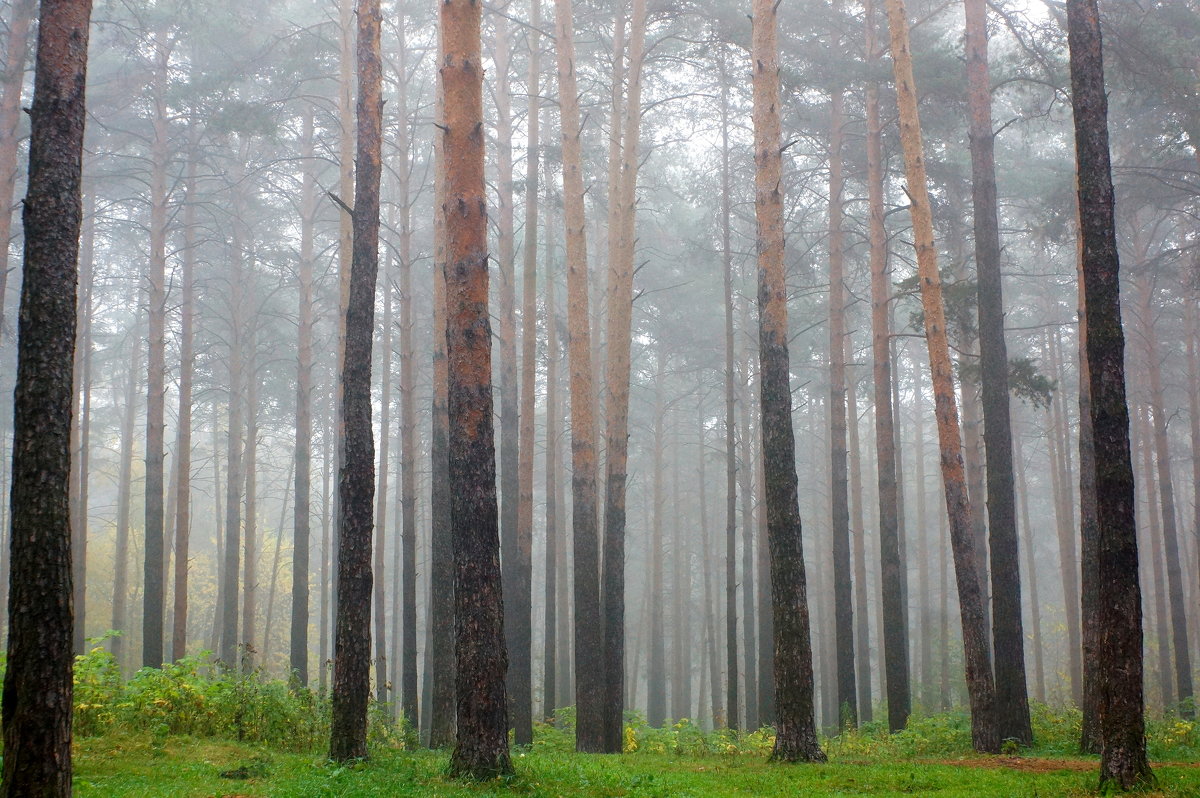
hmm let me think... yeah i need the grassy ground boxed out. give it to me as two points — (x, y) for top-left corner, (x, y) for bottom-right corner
(73, 734), (1200, 797)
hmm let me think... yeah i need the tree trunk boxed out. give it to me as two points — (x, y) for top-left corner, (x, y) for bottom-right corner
(739, 312), (759, 731)
(601, 0), (647, 752)
(0, 0), (35, 346)
(543, 179), (560, 720)
(914, 369), (933, 710)
(374, 243), (392, 705)
(552, 0), (603, 753)
(1079, 252), (1100, 750)
(113, 327), (143, 668)
(1067, 0), (1152, 785)
(2, 0), (91, 788)
(1013, 430), (1046, 704)
(1137, 406), (1172, 711)
(846, 340), (873, 722)
(70, 192), (94, 654)
(319, 391), (332, 692)
(329, 0), (381, 761)
(699, 397), (723, 727)
(429, 57), (456, 751)
(966, 0), (1030, 744)
(516, 0), (541, 743)
(826, 46), (856, 727)
(752, 0), (824, 762)
(291, 107), (316, 686)
(441, 0), (511, 777)
(243, 345), (259, 669)
(884, 0), (997, 751)
(143, 31), (171, 670)
(866, 0), (910, 735)
(718, 45), (739, 733)
(647, 348), (667, 728)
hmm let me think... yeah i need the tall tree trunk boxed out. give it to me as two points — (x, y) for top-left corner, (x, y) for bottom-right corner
(490, 8), (526, 747)
(1079, 252), (1101, 750)
(552, 0), (603, 753)
(965, 0), (1030, 744)
(113, 326), (143, 668)
(2, 0), (92, 788)
(1135, 270), (1193, 716)
(329, 0), (381, 761)
(756, 353), (775, 727)
(866, 0), (910, 735)
(914, 369), (933, 709)
(752, 0), (824, 761)
(1137, 406), (1172, 711)
(543, 182), (560, 720)
(172, 147), (197, 663)
(143, 32), (171, 670)
(647, 348), (667, 728)
(847, 340), (873, 722)
(601, 0), (647, 753)
(0, 0), (35, 345)
(261, 462), (293, 666)
(428, 57), (456, 751)
(516, 0), (541, 744)
(243, 345), (259, 669)
(718, 44), (739, 733)
(291, 107), (316, 686)
(374, 246), (392, 705)
(1013, 430), (1046, 704)
(70, 191), (94, 654)
(826, 44), (856, 727)
(884, 0), (996, 751)
(699, 397), (723, 727)
(396, 24), (419, 730)
(1067, 0), (1152, 785)
(739, 313), (759, 730)
(441, 0), (511, 777)
(319, 391), (332, 692)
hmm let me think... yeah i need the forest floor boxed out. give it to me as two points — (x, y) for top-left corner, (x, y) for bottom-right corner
(74, 733), (1200, 797)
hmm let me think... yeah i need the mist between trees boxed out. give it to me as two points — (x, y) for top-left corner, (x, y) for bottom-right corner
(0, 0), (1191, 791)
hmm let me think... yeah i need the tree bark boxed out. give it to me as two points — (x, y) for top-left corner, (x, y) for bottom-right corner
(442, 0), (512, 777)
(826, 43), (857, 727)
(867, 0), (910, 735)
(965, 0), (1030, 745)
(2, 0), (91, 789)
(374, 238), (392, 706)
(543, 178), (560, 720)
(329, 0), (381, 761)
(647, 348), (667, 727)
(1067, 0), (1152, 786)
(752, 0), (825, 762)
(552, 0), (603, 753)
(739, 312), (759, 731)
(1079, 251), (1100, 750)
(0, 0), (35, 346)
(846, 339), (873, 722)
(884, 0), (997, 752)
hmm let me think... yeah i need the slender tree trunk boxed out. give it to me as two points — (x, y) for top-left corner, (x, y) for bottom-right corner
(1013, 430), (1046, 704)
(143, 32), (171, 669)
(752, 0), (824, 761)
(866, 0), (910, 735)
(396, 25), (419, 729)
(441, 0), (511, 777)
(319, 393), (332, 691)
(739, 316), (759, 731)
(756, 360), (775, 727)
(113, 328), (143, 668)
(1079, 252), (1101, 749)
(243, 348), (259, 669)
(70, 192), (94, 654)
(826, 47), (856, 727)
(489, 8), (527, 747)
(0, 0), (35, 346)
(543, 183), (560, 719)
(429, 55), (456, 750)
(699, 397), (723, 727)
(1137, 406), (1172, 711)
(374, 246), (392, 705)
(601, 0), (647, 752)
(2, 0), (92, 788)
(1068, 0), (1152, 785)
(914, 370), (933, 710)
(329, 0), (381, 761)
(647, 348), (667, 728)
(552, 0), (603, 753)
(884, 0), (996, 751)
(516, 0), (541, 744)
(847, 340), (873, 722)
(291, 107), (316, 686)
(966, 0), (1030, 744)
(718, 45), (739, 733)
(261, 462), (293, 666)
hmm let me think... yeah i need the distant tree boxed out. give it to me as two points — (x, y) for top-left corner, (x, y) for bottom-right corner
(329, 0), (381, 762)
(0, 0), (35, 345)
(1067, 0), (1152, 788)
(2, 0), (93, 791)
(751, 0), (825, 763)
(442, 0), (512, 778)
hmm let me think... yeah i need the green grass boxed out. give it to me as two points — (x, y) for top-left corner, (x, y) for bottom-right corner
(73, 733), (1200, 797)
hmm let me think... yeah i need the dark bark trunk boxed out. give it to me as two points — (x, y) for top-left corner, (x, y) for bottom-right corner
(1067, 0), (1152, 786)
(329, 0), (381, 761)
(2, 0), (91, 790)
(966, 0), (1030, 745)
(753, 0), (824, 761)
(1079, 253), (1100, 750)
(442, 0), (511, 776)
(291, 108), (316, 685)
